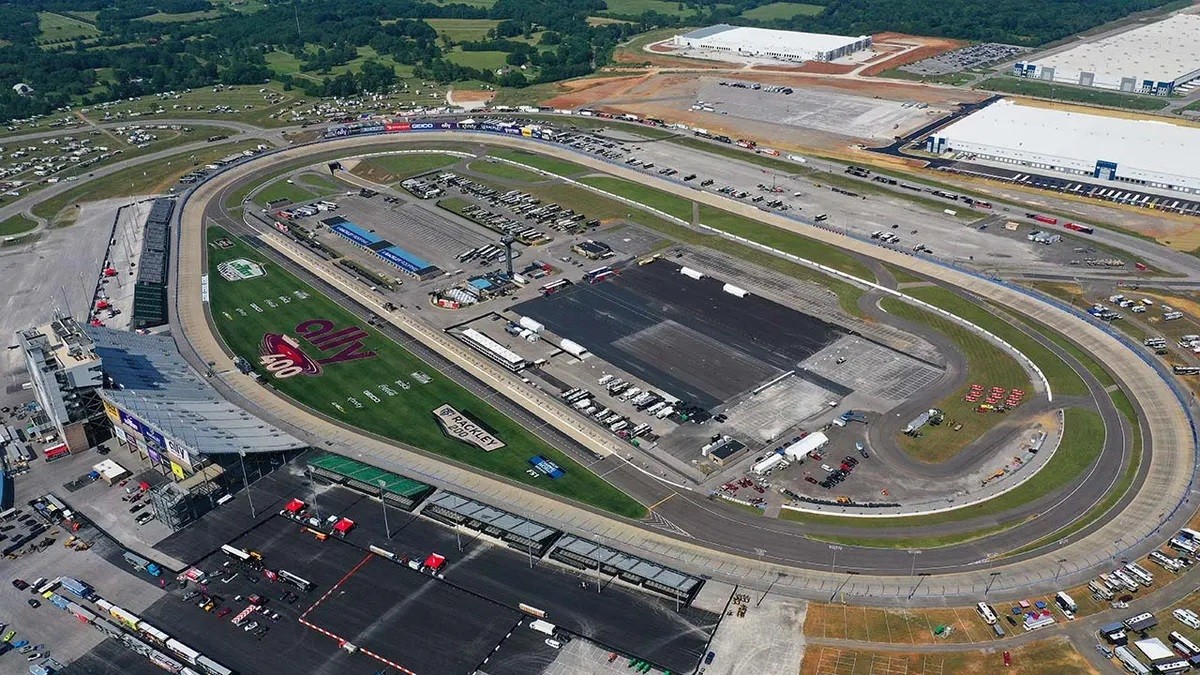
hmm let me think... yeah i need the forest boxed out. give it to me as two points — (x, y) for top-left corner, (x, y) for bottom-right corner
(0, 0), (1181, 124)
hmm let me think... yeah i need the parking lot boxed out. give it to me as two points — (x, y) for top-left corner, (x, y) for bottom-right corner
(694, 79), (946, 141)
(518, 260), (842, 410)
(145, 462), (722, 674)
(899, 43), (1028, 76)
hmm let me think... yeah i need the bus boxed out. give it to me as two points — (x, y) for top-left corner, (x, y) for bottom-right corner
(1170, 631), (1200, 656)
(43, 444), (70, 462)
(1179, 528), (1200, 541)
(1114, 646), (1149, 675)
(1173, 365), (1200, 375)
(1054, 591), (1077, 613)
(278, 569), (313, 592)
(195, 655), (234, 675)
(221, 544), (263, 568)
(975, 602), (998, 625)
(166, 638), (201, 665)
(138, 622), (170, 646)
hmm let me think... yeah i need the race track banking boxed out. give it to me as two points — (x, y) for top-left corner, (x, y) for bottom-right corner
(172, 127), (1194, 603)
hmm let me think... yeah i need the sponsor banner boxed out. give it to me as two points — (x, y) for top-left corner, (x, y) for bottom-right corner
(384, 123), (410, 133)
(102, 399), (121, 424)
(200, 274), (210, 303)
(528, 455), (566, 480)
(113, 426), (128, 443)
(170, 461), (187, 481)
(166, 438), (193, 470)
(146, 445), (163, 466)
(218, 258), (265, 282)
(411, 122), (434, 130)
(432, 404), (505, 451)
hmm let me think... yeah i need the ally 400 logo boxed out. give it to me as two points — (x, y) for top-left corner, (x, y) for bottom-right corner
(259, 319), (378, 379)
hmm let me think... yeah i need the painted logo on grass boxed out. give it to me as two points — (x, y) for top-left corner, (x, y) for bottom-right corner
(259, 319), (378, 379)
(433, 404), (505, 451)
(218, 258), (265, 281)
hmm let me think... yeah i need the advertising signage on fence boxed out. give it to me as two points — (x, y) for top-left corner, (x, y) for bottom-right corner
(432, 404), (505, 451)
(528, 455), (566, 480)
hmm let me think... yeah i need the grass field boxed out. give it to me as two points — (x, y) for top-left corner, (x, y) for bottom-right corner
(741, 2), (823, 20)
(885, 300), (1027, 463)
(139, 10), (224, 22)
(424, 19), (500, 42)
(205, 227), (645, 518)
(33, 140), (264, 224)
(351, 153), (463, 183)
(446, 49), (509, 71)
(878, 67), (977, 86)
(798, 637), (1091, 675)
(487, 148), (589, 177)
(977, 76), (1171, 111)
(467, 159), (547, 182)
(36, 12), (100, 44)
(782, 407), (1104, 528)
(600, 0), (700, 16)
(0, 214), (37, 237)
(254, 180), (319, 207)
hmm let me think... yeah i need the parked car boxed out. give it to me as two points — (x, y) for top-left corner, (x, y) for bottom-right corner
(10, 579), (28, 591)
(26, 599), (39, 609)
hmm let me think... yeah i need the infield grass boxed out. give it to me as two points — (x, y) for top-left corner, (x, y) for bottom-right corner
(781, 408), (1104, 528)
(205, 227), (645, 519)
(467, 159), (547, 182)
(487, 148), (589, 177)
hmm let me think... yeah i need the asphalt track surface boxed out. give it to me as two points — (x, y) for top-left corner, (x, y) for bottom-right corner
(110, 121), (1181, 602)
(516, 260), (841, 409)
(179, 133), (1161, 591)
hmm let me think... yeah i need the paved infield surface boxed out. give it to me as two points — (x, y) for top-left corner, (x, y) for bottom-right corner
(518, 260), (841, 409)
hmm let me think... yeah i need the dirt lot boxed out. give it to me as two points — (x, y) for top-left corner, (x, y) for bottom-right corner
(552, 71), (980, 153)
(800, 638), (1096, 675)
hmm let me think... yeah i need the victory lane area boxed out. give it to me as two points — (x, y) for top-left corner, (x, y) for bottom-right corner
(204, 226), (644, 517)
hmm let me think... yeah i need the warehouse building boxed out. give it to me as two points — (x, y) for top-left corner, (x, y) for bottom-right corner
(1013, 14), (1200, 95)
(927, 99), (1200, 195)
(671, 25), (871, 64)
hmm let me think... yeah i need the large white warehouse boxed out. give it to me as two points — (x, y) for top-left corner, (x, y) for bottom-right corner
(1013, 14), (1200, 95)
(927, 99), (1200, 195)
(670, 25), (871, 64)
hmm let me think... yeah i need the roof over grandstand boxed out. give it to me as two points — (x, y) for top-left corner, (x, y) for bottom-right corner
(87, 326), (305, 455)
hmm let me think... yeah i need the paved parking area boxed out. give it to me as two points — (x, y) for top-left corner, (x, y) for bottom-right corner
(695, 80), (943, 140)
(802, 336), (943, 404)
(700, 594), (805, 675)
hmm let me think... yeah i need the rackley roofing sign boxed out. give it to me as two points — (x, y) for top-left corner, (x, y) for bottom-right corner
(218, 258), (265, 281)
(433, 404), (505, 451)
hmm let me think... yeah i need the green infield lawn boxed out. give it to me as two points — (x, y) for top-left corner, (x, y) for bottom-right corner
(487, 148), (589, 177)
(206, 227), (646, 518)
(467, 159), (547, 182)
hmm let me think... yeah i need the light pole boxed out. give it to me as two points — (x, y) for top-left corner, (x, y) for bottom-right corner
(1055, 558), (1068, 581)
(828, 544), (842, 574)
(376, 479), (391, 540)
(908, 549), (922, 578)
(238, 450), (256, 519)
(758, 572), (786, 608)
(985, 571), (1001, 594)
(907, 572), (929, 600)
(595, 536), (603, 593)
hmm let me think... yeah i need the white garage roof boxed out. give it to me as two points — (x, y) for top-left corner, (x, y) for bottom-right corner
(935, 99), (1200, 182)
(1026, 14), (1200, 84)
(679, 24), (865, 56)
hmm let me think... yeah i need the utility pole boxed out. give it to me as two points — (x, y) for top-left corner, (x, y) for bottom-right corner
(376, 480), (391, 539)
(238, 450), (256, 519)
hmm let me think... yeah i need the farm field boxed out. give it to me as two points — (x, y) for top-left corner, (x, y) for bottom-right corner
(424, 19), (501, 42)
(36, 11), (100, 44)
(204, 226), (645, 518)
(742, 2), (824, 20)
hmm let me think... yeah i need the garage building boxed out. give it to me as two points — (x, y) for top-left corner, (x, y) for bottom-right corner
(671, 25), (871, 63)
(927, 99), (1200, 195)
(1013, 14), (1200, 95)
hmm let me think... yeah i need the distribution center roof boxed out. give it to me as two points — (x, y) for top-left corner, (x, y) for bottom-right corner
(678, 24), (865, 56)
(87, 326), (305, 455)
(1027, 14), (1200, 83)
(934, 99), (1200, 182)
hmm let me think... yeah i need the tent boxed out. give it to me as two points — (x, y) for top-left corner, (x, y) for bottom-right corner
(423, 553), (446, 571)
(284, 498), (306, 514)
(332, 518), (355, 536)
